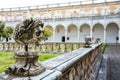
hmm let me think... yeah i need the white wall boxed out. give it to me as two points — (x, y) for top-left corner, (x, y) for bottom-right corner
(55, 25), (65, 42)
(106, 23), (119, 43)
(5, 16), (120, 43)
(93, 24), (104, 43)
(67, 25), (77, 42)
(80, 24), (90, 42)
(5, 21), (21, 27)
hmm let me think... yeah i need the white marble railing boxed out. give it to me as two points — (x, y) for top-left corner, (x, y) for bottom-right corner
(10, 43), (102, 80)
(0, 0), (119, 11)
(0, 42), (84, 53)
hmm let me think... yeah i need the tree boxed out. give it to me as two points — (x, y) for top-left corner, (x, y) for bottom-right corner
(44, 27), (53, 38)
(3, 26), (14, 42)
(0, 21), (5, 41)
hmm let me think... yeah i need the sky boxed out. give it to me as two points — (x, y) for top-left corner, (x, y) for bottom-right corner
(0, 0), (117, 9)
(0, 0), (82, 8)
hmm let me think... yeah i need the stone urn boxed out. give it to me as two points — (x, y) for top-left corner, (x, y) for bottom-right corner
(5, 18), (46, 77)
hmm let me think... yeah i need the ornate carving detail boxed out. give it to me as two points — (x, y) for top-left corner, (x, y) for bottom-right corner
(13, 18), (44, 45)
(96, 7), (103, 13)
(5, 51), (45, 77)
(5, 18), (45, 77)
(109, 5), (116, 11)
(76, 63), (81, 77)
(69, 68), (76, 80)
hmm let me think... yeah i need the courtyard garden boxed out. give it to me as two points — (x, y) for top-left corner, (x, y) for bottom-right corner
(0, 52), (60, 73)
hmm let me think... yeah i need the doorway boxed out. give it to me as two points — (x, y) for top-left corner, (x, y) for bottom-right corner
(62, 36), (65, 42)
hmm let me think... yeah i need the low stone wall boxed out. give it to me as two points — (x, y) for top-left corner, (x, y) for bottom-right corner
(6, 43), (102, 80)
(0, 42), (84, 53)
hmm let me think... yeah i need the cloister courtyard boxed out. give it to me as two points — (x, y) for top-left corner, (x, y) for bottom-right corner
(0, 0), (120, 80)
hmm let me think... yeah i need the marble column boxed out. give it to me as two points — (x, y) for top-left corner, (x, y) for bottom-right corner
(104, 29), (106, 43)
(53, 30), (55, 42)
(65, 29), (67, 42)
(77, 30), (80, 42)
(90, 28), (93, 41)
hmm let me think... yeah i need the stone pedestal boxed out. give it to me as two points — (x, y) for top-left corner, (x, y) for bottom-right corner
(5, 51), (45, 77)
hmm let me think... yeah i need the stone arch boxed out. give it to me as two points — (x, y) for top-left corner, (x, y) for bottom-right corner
(79, 24), (90, 42)
(106, 22), (119, 43)
(67, 24), (78, 42)
(44, 25), (53, 42)
(105, 21), (120, 29)
(55, 25), (65, 42)
(92, 23), (104, 43)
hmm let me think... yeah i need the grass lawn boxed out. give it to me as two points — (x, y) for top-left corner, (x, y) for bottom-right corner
(101, 43), (106, 53)
(0, 52), (59, 73)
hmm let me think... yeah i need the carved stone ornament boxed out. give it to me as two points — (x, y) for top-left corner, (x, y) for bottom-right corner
(69, 68), (76, 80)
(84, 37), (91, 48)
(5, 18), (45, 77)
(13, 18), (45, 45)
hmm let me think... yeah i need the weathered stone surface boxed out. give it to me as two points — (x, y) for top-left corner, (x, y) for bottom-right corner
(42, 48), (86, 69)
(4, 18), (46, 77)
(5, 51), (45, 77)
(0, 44), (101, 80)
(105, 45), (120, 80)
(97, 55), (107, 80)
(13, 18), (44, 45)
(0, 70), (56, 80)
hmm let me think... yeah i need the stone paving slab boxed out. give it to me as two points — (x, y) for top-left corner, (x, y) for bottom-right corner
(97, 55), (107, 80)
(104, 44), (120, 80)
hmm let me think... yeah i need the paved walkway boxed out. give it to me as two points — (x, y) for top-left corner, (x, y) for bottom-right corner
(104, 44), (120, 80)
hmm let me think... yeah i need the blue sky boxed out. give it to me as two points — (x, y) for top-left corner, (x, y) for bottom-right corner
(0, 0), (117, 8)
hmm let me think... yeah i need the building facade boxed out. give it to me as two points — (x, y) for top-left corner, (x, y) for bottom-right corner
(0, 0), (120, 43)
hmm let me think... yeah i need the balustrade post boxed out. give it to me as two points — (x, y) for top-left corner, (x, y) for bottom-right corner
(2, 43), (4, 51)
(78, 43), (81, 49)
(10, 43), (13, 51)
(53, 43), (57, 53)
(5, 43), (7, 51)
(64, 43), (67, 52)
(42, 44), (45, 52)
(45, 43), (48, 52)
(71, 43), (74, 51)
(58, 43), (61, 53)
(51, 43), (53, 52)
(7, 43), (10, 51)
